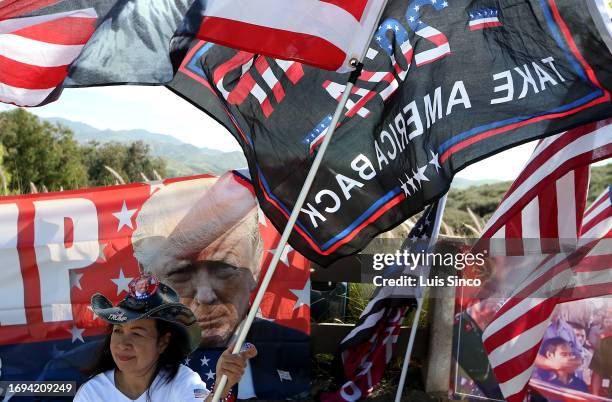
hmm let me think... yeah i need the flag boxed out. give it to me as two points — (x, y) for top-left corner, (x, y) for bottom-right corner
(477, 122), (612, 402)
(479, 119), (612, 255)
(0, 7), (97, 106)
(168, 0), (612, 266)
(0, 172), (310, 393)
(0, 0), (384, 106)
(0, 0), (195, 106)
(320, 198), (445, 401)
(186, 0), (386, 72)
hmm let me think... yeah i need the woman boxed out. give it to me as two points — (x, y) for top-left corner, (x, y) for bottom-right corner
(74, 273), (257, 402)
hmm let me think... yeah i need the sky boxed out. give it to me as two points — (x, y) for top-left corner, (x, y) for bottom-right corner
(0, 85), (585, 182)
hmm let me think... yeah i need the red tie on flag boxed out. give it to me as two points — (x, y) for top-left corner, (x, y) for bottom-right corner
(0, 8), (97, 106)
(476, 120), (612, 402)
(194, 0), (386, 72)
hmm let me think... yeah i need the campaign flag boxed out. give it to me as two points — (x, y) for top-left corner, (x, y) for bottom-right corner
(476, 121), (612, 402)
(168, 0), (612, 266)
(186, 0), (386, 72)
(0, 172), (310, 401)
(320, 199), (444, 401)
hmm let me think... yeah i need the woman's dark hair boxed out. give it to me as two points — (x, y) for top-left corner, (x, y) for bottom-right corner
(82, 319), (191, 396)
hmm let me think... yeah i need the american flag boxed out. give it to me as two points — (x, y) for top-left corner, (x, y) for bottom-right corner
(303, 115), (332, 154)
(480, 119), (612, 255)
(468, 8), (502, 31)
(193, 0), (386, 72)
(479, 120), (612, 402)
(0, 7), (97, 106)
(321, 197), (446, 401)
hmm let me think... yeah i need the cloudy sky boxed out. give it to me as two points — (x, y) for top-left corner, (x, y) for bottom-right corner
(0, 85), (555, 181)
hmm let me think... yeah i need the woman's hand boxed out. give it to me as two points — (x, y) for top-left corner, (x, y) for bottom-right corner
(212, 343), (258, 399)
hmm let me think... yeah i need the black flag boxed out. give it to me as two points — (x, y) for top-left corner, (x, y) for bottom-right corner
(168, 0), (612, 265)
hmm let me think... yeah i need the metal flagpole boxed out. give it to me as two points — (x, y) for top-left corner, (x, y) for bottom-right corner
(394, 194), (448, 402)
(211, 3), (388, 400)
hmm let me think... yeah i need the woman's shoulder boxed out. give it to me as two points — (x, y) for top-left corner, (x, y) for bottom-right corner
(172, 364), (204, 383)
(166, 364), (210, 399)
(74, 370), (114, 401)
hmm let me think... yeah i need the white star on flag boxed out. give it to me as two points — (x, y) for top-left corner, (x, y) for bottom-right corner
(206, 370), (215, 380)
(201, 355), (210, 366)
(111, 269), (133, 295)
(112, 201), (137, 231)
(67, 325), (85, 343)
(413, 166), (429, 186)
(399, 177), (411, 197)
(184, 356), (191, 366)
(69, 270), (83, 290)
(269, 245), (293, 266)
(429, 151), (441, 172)
(405, 173), (418, 192)
(290, 279), (310, 310)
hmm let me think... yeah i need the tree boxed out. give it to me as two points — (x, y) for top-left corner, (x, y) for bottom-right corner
(81, 141), (167, 186)
(0, 109), (88, 192)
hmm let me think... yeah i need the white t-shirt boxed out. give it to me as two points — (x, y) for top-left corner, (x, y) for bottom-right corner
(74, 364), (210, 402)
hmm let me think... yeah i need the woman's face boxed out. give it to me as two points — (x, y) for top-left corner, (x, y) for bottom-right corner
(110, 319), (170, 375)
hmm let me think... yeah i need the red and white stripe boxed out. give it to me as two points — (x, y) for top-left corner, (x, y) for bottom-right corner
(580, 185), (612, 240)
(0, 8), (97, 106)
(196, 0), (386, 72)
(481, 119), (612, 255)
(483, 211), (611, 402)
(468, 16), (502, 31)
(479, 120), (612, 402)
(413, 25), (451, 66)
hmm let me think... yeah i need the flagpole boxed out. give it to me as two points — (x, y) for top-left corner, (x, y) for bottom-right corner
(394, 194), (447, 402)
(210, 4), (388, 401)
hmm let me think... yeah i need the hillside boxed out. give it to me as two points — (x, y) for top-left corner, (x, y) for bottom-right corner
(38, 116), (611, 236)
(44, 117), (247, 176)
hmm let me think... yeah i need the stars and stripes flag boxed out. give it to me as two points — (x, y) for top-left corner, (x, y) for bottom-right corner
(321, 198), (445, 401)
(0, 0), (385, 107)
(477, 120), (612, 402)
(189, 0), (387, 72)
(0, 172), (309, 387)
(0, 7), (97, 106)
(479, 119), (612, 255)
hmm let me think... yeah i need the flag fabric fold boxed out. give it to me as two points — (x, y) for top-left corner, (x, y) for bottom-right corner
(188, 0), (386, 72)
(478, 121), (612, 402)
(320, 199), (445, 401)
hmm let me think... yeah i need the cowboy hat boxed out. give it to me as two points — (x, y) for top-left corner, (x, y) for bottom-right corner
(91, 273), (201, 353)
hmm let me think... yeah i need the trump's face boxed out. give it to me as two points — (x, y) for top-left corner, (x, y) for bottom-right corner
(164, 260), (257, 347)
(154, 210), (263, 347)
(133, 173), (263, 347)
